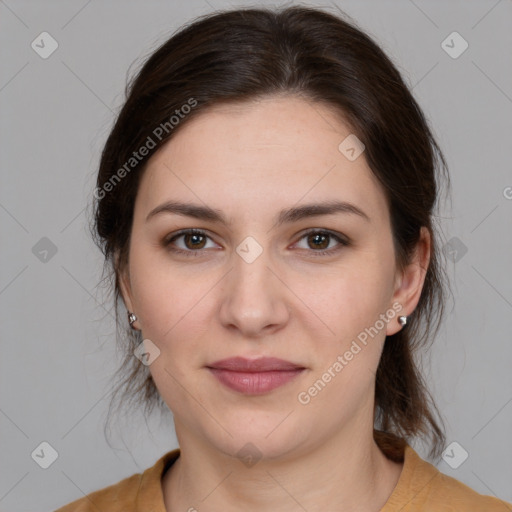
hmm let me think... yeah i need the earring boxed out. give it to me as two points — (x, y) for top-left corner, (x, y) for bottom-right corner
(128, 311), (138, 329)
(398, 315), (407, 327)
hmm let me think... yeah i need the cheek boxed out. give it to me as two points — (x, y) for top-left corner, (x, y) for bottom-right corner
(133, 277), (209, 347)
(294, 264), (392, 414)
(128, 244), (198, 335)
(128, 250), (218, 386)
(294, 258), (393, 342)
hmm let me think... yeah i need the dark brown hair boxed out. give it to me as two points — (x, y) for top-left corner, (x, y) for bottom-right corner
(90, 5), (452, 461)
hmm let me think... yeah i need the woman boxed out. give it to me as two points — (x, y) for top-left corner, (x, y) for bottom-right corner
(56, 5), (512, 511)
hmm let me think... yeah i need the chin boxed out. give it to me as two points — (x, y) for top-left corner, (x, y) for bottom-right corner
(201, 413), (312, 463)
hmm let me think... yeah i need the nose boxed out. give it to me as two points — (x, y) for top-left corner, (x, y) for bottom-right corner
(218, 245), (290, 339)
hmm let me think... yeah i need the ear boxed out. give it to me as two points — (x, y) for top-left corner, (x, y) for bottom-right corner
(386, 226), (431, 336)
(116, 251), (136, 320)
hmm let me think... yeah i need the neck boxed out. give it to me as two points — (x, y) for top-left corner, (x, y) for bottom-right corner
(162, 422), (403, 512)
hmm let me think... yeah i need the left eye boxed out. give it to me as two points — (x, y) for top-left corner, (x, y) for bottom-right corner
(294, 230), (349, 255)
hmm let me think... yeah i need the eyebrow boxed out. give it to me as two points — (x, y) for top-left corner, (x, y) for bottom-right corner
(145, 199), (370, 226)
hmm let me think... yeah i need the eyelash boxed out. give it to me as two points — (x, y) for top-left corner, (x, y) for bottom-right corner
(162, 228), (350, 258)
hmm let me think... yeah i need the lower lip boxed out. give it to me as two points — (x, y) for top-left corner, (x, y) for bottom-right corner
(207, 368), (304, 395)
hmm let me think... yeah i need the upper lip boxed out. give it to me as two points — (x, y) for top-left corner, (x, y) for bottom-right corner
(207, 357), (304, 372)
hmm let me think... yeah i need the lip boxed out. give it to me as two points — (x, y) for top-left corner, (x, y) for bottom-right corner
(208, 356), (304, 372)
(206, 357), (305, 395)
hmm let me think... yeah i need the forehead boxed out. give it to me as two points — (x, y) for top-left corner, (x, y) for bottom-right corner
(135, 96), (389, 226)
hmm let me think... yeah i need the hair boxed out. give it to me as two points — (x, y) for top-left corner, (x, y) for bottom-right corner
(90, 4), (453, 461)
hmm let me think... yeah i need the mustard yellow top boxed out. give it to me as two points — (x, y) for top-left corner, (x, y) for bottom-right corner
(55, 445), (512, 511)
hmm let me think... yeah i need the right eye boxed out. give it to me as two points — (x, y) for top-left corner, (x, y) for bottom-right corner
(163, 229), (219, 256)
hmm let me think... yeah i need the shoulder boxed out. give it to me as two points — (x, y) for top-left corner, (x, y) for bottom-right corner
(427, 470), (512, 511)
(54, 449), (180, 512)
(382, 444), (512, 511)
(54, 472), (143, 512)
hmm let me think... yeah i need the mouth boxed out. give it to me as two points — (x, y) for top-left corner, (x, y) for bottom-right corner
(206, 357), (306, 395)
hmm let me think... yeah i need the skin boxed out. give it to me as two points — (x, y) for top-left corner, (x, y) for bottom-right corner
(119, 95), (431, 512)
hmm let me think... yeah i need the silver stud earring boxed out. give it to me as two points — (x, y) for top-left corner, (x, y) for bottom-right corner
(128, 312), (138, 329)
(398, 315), (407, 327)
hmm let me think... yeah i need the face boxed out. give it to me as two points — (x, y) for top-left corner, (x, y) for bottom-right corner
(119, 95), (429, 461)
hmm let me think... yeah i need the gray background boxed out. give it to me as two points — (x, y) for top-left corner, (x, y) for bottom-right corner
(1, 0), (511, 510)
